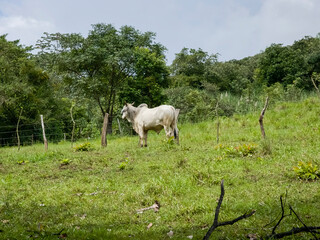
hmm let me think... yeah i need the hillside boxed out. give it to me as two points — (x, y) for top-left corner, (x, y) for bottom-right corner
(0, 97), (319, 239)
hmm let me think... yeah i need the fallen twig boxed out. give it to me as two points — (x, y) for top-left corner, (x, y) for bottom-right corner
(203, 180), (256, 240)
(136, 201), (160, 214)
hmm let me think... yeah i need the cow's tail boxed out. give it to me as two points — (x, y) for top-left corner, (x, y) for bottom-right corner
(173, 109), (180, 144)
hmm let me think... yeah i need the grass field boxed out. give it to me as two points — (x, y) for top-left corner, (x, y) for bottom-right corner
(0, 97), (320, 239)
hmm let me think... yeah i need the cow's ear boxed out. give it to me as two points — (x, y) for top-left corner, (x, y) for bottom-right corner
(131, 102), (135, 106)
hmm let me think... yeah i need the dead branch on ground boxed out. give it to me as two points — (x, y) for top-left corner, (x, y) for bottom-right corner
(203, 180), (256, 240)
(264, 195), (320, 239)
(136, 201), (160, 214)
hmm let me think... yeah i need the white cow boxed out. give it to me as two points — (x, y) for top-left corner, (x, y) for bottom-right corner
(121, 103), (179, 147)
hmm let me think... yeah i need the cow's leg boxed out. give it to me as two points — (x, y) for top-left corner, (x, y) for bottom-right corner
(138, 136), (142, 147)
(174, 126), (179, 144)
(138, 128), (145, 147)
(164, 125), (172, 138)
(171, 123), (179, 144)
(173, 109), (180, 144)
(144, 130), (148, 147)
(140, 136), (144, 147)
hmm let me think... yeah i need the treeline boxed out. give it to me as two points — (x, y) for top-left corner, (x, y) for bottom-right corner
(1, 24), (320, 146)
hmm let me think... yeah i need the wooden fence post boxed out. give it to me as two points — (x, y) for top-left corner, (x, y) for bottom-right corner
(40, 115), (48, 151)
(259, 97), (269, 139)
(215, 101), (220, 144)
(117, 118), (123, 135)
(101, 113), (109, 147)
(70, 103), (76, 148)
(16, 107), (23, 151)
(311, 76), (320, 98)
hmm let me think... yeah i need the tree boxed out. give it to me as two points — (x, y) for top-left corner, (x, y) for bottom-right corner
(36, 24), (168, 132)
(119, 46), (169, 106)
(256, 36), (320, 90)
(170, 48), (218, 88)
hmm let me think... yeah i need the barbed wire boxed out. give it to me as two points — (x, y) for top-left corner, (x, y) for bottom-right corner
(0, 123), (92, 134)
(0, 118), (90, 130)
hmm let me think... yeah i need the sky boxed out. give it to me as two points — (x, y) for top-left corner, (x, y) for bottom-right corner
(0, 0), (320, 64)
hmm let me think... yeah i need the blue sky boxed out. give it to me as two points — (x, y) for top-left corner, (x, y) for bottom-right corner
(1, 0), (320, 64)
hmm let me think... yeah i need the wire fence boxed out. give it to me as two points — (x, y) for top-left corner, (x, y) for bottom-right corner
(0, 119), (96, 148)
(0, 116), (133, 148)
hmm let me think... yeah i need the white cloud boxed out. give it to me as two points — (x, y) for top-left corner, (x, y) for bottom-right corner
(258, 0), (320, 48)
(0, 0), (319, 62)
(0, 15), (55, 46)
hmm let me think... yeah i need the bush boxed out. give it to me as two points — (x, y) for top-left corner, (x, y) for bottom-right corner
(224, 143), (258, 157)
(119, 158), (129, 170)
(74, 142), (93, 152)
(293, 161), (319, 180)
(60, 158), (71, 166)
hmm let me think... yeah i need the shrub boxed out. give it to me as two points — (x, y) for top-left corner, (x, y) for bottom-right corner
(119, 158), (129, 170)
(224, 143), (257, 157)
(293, 161), (319, 180)
(235, 143), (257, 156)
(74, 142), (93, 152)
(60, 158), (71, 166)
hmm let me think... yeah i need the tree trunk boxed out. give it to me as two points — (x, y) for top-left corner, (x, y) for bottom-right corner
(101, 113), (109, 147)
(107, 115), (113, 134)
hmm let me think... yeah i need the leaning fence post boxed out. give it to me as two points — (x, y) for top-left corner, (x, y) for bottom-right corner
(117, 118), (123, 135)
(40, 115), (48, 151)
(16, 107), (23, 151)
(259, 96), (269, 139)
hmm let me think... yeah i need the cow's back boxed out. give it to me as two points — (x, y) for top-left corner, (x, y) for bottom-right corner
(136, 105), (175, 130)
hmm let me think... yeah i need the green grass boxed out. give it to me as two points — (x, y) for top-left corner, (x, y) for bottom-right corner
(0, 98), (320, 239)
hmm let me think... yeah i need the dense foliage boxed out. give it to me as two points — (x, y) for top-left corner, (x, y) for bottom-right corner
(1, 26), (320, 146)
(166, 35), (320, 122)
(0, 35), (68, 146)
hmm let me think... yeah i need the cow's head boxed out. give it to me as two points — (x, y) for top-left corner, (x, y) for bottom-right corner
(121, 102), (134, 122)
(121, 105), (129, 120)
